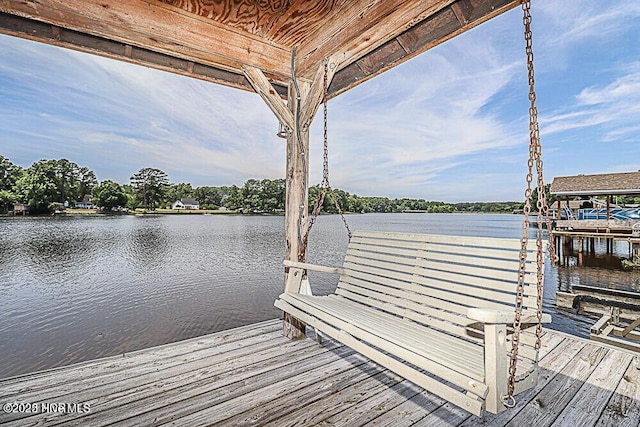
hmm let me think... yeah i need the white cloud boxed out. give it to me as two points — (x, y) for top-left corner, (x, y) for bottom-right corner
(0, 35), (286, 184)
(319, 28), (525, 198)
(543, 67), (640, 139)
(1, 0), (639, 201)
(537, 1), (640, 48)
(577, 70), (640, 106)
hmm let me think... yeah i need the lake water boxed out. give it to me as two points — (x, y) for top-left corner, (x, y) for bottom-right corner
(1, 213), (638, 379)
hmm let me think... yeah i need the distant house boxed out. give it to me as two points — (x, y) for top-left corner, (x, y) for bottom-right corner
(172, 198), (200, 210)
(75, 194), (95, 209)
(13, 203), (29, 215)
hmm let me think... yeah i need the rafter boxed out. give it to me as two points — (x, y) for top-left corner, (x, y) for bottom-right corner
(0, 0), (521, 98)
(0, 0), (292, 82)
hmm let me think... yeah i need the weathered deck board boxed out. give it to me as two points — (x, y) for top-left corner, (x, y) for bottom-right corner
(505, 345), (610, 427)
(1, 319), (640, 426)
(0, 320), (279, 396)
(595, 355), (640, 427)
(554, 350), (633, 426)
(319, 379), (423, 426)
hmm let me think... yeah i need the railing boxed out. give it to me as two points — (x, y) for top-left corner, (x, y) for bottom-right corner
(563, 205), (576, 220)
(577, 208), (640, 221)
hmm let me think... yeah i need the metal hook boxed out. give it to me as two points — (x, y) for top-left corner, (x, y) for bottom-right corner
(501, 395), (517, 408)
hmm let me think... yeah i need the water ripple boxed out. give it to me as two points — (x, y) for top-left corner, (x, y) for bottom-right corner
(0, 213), (637, 378)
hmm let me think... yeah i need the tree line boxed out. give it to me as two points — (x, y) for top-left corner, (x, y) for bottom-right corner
(1, 155), (534, 215)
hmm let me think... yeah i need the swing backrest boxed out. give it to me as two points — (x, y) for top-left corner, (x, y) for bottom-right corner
(335, 230), (545, 358)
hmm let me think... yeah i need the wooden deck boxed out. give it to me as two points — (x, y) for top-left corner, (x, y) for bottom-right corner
(1, 319), (639, 426)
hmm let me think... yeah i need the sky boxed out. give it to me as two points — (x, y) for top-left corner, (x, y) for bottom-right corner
(0, 0), (639, 202)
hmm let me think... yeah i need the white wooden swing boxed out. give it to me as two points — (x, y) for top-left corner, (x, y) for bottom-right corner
(275, 0), (556, 418)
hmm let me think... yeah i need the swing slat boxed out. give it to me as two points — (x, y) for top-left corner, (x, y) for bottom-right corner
(275, 230), (549, 417)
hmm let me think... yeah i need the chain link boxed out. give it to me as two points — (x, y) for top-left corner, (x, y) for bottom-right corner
(504, 0), (553, 406)
(300, 60), (352, 260)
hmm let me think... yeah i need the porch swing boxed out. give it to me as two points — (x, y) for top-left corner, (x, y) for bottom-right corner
(275, 0), (556, 418)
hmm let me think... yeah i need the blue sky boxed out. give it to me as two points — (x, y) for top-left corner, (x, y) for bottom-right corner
(0, 0), (639, 202)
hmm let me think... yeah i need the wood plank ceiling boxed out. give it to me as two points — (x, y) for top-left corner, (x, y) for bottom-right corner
(0, 0), (519, 97)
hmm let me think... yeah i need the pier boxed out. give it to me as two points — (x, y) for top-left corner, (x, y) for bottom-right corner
(1, 319), (639, 426)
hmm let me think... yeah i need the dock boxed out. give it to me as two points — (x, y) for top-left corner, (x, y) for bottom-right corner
(1, 319), (639, 426)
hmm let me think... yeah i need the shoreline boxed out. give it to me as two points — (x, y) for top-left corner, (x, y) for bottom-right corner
(0, 210), (524, 218)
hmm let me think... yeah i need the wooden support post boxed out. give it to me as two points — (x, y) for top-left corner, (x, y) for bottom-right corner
(578, 238), (584, 265)
(564, 236), (573, 253)
(557, 197), (562, 221)
(243, 60), (335, 340)
(282, 61), (338, 340)
(484, 323), (508, 414)
(282, 79), (311, 340)
(606, 195), (611, 221)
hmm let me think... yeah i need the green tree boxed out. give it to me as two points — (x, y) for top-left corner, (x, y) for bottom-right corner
(0, 189), (17, 213)
(77, 166), (98, 200)
(15, 161), (59, 214)
(347, 194), (364, 213)
(14, 159), (99, 213)
(222, 185), (243, 210)
(194, 186), (225, 209)
(165, 183), (194, 206)
(0, 155), (23, 190)
(240, 179), (264, 212)
(130, 168), (169, 209)
(91, 180), (128, 210)
(0, 155), (24, 212)
(260, 179), (285, 212)
(121, 184), (139, 209)
(528, 184), (556, 211)
(49, 159), (97, 204)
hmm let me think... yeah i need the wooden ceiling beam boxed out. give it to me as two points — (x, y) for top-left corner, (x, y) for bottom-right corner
(326, 0), (520, 97)
(0, 0), (521, 99)
(0, 12), (289, 97)
(0, 0), (292, 83)
(295, 0), (455, 78)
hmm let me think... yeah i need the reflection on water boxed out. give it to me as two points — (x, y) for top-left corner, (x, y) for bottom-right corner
(556, 233), (640, 293)
(0, 213), (637, 378)
(127, 217), (170, 269)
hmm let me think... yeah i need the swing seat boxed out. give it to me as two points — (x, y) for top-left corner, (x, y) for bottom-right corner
(275, 231), (550, 417)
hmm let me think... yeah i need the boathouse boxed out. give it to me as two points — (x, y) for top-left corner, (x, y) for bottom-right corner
(551, 171), (640, 232)
(550, 171), (640, 261)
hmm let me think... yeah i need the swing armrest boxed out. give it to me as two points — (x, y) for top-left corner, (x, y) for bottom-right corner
(467, 308), (552, 325)
(284, 260), (345, 275)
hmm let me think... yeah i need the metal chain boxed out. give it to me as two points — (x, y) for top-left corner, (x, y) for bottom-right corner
(522, 0), (545, 354)
(300, 60), (352, 259)
(504, 0), (549, 408)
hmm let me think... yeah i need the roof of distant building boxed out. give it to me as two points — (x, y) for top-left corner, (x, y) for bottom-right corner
(550, 171), (640, 196)
(178, 199), (199, 205)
